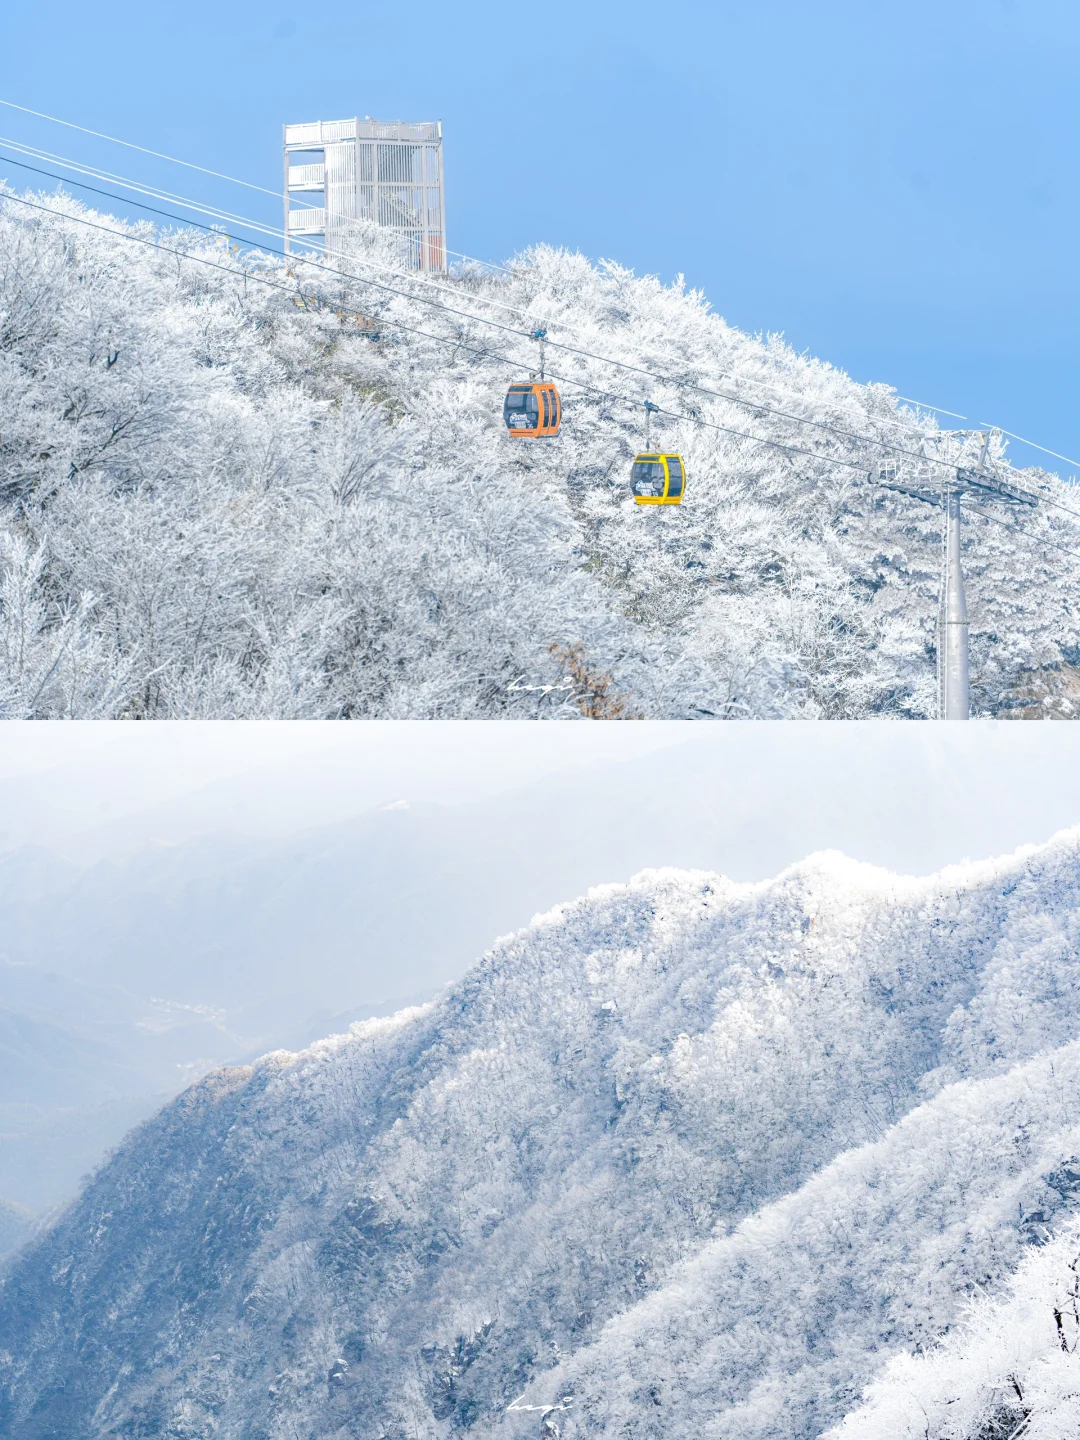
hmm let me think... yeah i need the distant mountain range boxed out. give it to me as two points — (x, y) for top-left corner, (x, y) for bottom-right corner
(3, 832), (1080, 1438)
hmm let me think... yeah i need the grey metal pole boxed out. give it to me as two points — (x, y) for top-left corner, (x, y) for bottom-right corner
(282, 126), (290, 256)
(943, 490), (969, 720)
(644, 399), (658, 451)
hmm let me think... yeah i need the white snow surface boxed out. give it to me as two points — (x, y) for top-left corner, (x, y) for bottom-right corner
(2, 194), (1079, 717)
(3, 832), (1080, 1439)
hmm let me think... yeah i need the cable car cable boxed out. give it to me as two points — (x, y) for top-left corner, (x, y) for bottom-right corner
(0, 136), (283, 237)
(0, 96), (282, 196)
(0, 151), (288, 243)
(0, 144), (998, 463)
(9, 146), (898, 459)
(0, 135), (545, 328)
(0, 148), (542, 340)
(977, 474), (1080, 527)
(0, 96), (527, 280)
(8, 94), (1074, 476)
(0, 173), (1059, 525)
(895, 396), (969, 420)
(4, 186), (1080, 568)
(0, 188), (880, 478)
(0, 182), (1059, 514)
(0, 138), (1052, 481)
(979, 424), (1080, 474)
(964, 501), (1080, 565)
(9, 122), (1079, 565)
(7, 186), (1080, 581)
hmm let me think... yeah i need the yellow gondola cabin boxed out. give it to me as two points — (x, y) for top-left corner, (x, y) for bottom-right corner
(503, 383), (561, 439)
(631, 453), (686, 505)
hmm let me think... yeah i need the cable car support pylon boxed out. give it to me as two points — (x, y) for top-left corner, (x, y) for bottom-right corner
(871, 431), (1037, 720)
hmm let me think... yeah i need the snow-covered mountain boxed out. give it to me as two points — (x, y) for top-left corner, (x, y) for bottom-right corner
(2, 193), (1078, 718)
(4, 833), (1080, 1438)
(537, 1035), (1080, 1440)
(9, 726), (1080, 1222)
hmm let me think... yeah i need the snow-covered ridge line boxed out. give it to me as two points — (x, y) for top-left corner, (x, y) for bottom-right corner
(830, 1216), (1080, 1440)
(534, 1034), (1080, 1440)
(245, 826), (1080, 1073)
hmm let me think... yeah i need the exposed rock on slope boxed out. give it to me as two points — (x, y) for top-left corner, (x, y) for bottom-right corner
(3, 836), (1080, 1438)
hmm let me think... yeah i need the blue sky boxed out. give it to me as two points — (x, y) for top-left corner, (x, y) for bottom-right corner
(2, 0), (1077, 470)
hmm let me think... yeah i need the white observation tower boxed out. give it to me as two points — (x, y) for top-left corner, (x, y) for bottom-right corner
(283, 117), (446, 272)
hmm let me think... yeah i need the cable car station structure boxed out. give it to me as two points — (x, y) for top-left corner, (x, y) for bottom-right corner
(283, 117), (446, 271)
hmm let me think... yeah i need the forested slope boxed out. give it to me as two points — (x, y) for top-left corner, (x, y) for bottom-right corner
(532, 1036), (1080, 1440)
(831, 1216), (1080, 1440)
(4, 834), (1080, 1437)
(2, 192), (1078, 717)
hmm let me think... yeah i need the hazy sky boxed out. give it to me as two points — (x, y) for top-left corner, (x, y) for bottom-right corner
(6, 721), (1080, 876)
(1, 0), (1078, 468)
(0, 721), (680, 785)
(0, 720), (685, 789)
(0, 722), (688, 855)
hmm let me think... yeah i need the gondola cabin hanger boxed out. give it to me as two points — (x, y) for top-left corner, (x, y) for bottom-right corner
(503, 327), (561, 439)
(631, 401), (685, 504)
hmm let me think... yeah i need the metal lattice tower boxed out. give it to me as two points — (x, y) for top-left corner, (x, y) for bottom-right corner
(283, 117), (446, 271)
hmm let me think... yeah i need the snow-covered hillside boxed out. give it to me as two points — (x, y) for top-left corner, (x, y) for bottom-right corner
(2, 191), (1078, 717)
(12, 727), (1080, 1224)
(830, 1216), (1080, 1440)
(535, 1036), (1080, 1440)
(4, 834), (1080, 1438)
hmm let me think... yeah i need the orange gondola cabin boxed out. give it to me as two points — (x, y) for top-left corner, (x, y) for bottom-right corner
(631, 453), (686, 505)
(503, 383), (561, 438)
